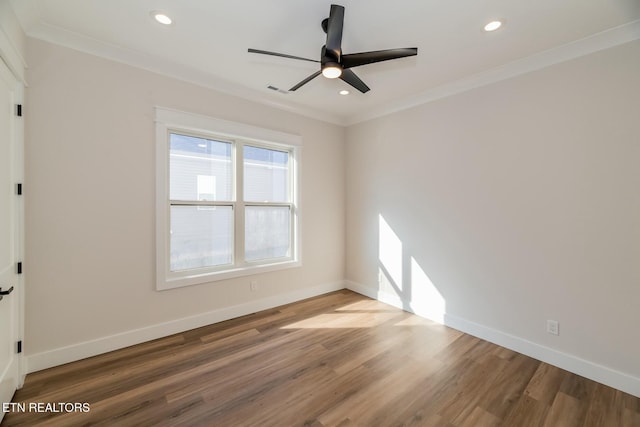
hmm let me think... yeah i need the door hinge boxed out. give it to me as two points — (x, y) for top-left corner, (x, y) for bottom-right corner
(17, 262), (22, 274)
(16, 183), (22, 195)
(17, 341), (22, 354)
(16, 104), (22, 117)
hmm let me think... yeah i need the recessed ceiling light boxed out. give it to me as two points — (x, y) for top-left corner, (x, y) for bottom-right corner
(151, 10), (173, 25)
(339, 90), (349, 95)
(484, 20), (502, 32)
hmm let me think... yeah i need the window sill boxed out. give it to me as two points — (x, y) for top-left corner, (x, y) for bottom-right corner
(157, 259), (301, 291)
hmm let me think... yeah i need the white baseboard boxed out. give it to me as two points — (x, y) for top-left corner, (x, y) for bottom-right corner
(26, 281), (346, 373)
(345, 280), (640, 398)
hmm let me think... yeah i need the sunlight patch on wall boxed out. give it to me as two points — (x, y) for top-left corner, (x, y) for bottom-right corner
(378, 214), (403, 292)
(410, 257), (445, 324)
(376, 213), (447, 325)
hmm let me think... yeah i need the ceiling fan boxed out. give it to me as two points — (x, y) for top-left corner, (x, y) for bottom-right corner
(248, 4), (418, 93)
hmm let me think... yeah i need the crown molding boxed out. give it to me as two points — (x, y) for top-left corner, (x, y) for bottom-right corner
(24, 21), (346, 126)
(345, 19), (640, 126)
(17, 13), (640, 128)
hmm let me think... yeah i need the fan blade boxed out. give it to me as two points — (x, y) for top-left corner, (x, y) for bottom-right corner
(248, 48), (319, 63)
(339, 69), (370, 93)
(289, 70), (322, 91)
(342, 48), (418, 69)
(325, 4), (344, 60)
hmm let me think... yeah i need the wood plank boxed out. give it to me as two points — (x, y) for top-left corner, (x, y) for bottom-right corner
(500, 394), (549, 427)
(544, 392), (582, 427)
(316, 354), (436, 426)
(583, 382), (625, 427)
(458, 406), (502, 427)
(525, 363), (569, 405)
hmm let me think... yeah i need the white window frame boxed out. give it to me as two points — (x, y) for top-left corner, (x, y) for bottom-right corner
(155, 107), (301, 290)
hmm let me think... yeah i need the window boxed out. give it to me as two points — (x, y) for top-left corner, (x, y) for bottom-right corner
(156, 108), (301, 290)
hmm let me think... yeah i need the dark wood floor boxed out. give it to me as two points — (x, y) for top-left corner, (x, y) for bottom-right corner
(3, 290), (640, 426)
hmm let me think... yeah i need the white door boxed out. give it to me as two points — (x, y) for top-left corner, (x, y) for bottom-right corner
(0, 57), (22, 420)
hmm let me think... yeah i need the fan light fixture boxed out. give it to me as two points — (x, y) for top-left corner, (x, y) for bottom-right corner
(322, 63), (343, 79)
(248, 4), (418, 93)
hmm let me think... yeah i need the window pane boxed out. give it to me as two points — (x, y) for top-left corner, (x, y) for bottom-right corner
(170, 133), (232, 201)
(244, 145), (289, 202)
(170, 205), (233, 271)
(245, 206), (290, 261)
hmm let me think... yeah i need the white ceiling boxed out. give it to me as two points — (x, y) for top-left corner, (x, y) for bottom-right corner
(10, 0), (640, 125)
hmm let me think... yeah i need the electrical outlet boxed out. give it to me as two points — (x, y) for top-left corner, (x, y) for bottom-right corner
(546, 319), (559, 336)
(250, 281), (258, 292)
